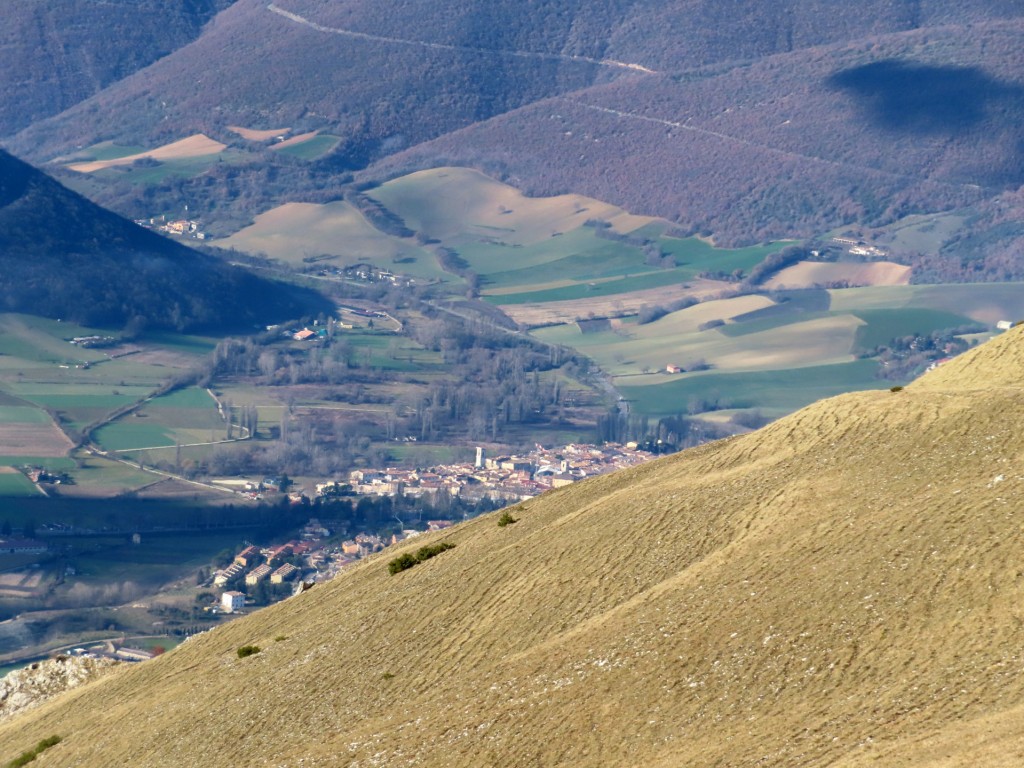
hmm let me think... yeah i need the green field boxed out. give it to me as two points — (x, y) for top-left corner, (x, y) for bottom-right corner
(0, 472), (40, 497)
(0, 457), (75, 470)
(536, 282), (1018, 421)
(0, 315), (225, 487)
(868, 212), (970, 255)
(90, 150), (248, 185)
(654, 231), (792, 275)
(275, 134), (341, 160)
(0, 406), (51, 425)
(94, 387), (222, 453)
(63, 141), (148, 162)
(620, 360), (887, 416)
(68, 455), (161, 492)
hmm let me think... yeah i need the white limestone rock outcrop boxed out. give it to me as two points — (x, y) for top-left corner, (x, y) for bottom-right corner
(0, 656), (119, 722)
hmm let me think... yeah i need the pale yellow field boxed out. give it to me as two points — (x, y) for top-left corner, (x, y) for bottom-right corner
(642, 293), (775, 335)
(270, 130), (319, 149)
(66, 134), (226, 173)
(486, 273), (626, 296)
(766, 260), (912, 289)
(215, 201), (430, 267)
(499, 279), (735, 326)
(371, 167), (658, 244)
(226, 126), (290, 141)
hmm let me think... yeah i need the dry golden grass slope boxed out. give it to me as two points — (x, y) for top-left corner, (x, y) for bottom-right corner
(8, 329), (1024, 767)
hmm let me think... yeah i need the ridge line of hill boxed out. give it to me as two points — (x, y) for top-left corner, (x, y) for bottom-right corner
(266, 2), (659, 73)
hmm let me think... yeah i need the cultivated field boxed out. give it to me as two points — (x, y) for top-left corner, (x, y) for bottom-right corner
(94, 388), (224, 454)
(210, 168), (1022, 429)
(215, 201), (443, 278)
(370, 167), (657, 243)
(0, 467), (40, 497)
(0, 314), (217, 497)
(829, 283), (1024, 325)
(0, 415), (73, 458)
(539, 309), (863, 378)
(227, 126), (290, 141)
(66, 134), (227, 173)
(270, 130), (318, 149)
(367, 167), (788, 299)
(495, 279), (734, 326)
(764, 260), (912, 289)
(273, 134), (341, 159)
(14, 332), (1024, 767)
(531, 281), (1021, 419)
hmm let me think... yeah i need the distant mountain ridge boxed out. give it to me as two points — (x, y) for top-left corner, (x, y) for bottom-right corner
(7, 327), (1024, 765)
(10, 0), (1023, 162)
(372, 18), (1024, 247)
(4, 0), (1023, 268)
(0, 150), (325, 331)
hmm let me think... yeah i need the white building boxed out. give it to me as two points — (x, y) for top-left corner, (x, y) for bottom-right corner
(222, 591), (245, 613)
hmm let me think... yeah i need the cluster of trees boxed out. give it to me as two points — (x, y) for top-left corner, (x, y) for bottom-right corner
(595, 411), (733, 449)
(180, 295), (595, 479)
(345, 190), (414, 238)
(869, 327), (979, 380)
(743, 246), (810, 285)
(636, 297), (698, 325)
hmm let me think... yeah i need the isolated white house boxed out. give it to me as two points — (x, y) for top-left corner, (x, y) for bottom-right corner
(222, 591), (245, 612)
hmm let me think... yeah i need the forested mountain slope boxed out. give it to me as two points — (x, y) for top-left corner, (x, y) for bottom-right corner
(6, 327), (1024, 766)
(371, 19), (1024, 247)
(5, 0), (1022, 267)
(0, 150), (326, 331)
(9, 0), (1022, 167)
(0, 0), (234, 136)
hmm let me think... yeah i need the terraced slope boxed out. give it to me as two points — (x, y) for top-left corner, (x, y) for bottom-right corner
(5, 328), (1024, 765)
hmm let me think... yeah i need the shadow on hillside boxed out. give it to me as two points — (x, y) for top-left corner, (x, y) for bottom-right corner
(826, 60), (1024, 133)
(827, 59), (1024, 184)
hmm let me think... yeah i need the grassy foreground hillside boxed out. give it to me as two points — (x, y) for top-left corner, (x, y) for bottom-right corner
(6, 329), (1024, 765)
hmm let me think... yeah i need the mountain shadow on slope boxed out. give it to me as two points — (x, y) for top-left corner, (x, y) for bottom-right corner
(827, 60), (1024, 135)
(0, 150), (329, 332)
(826, 60), (1024, 186)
